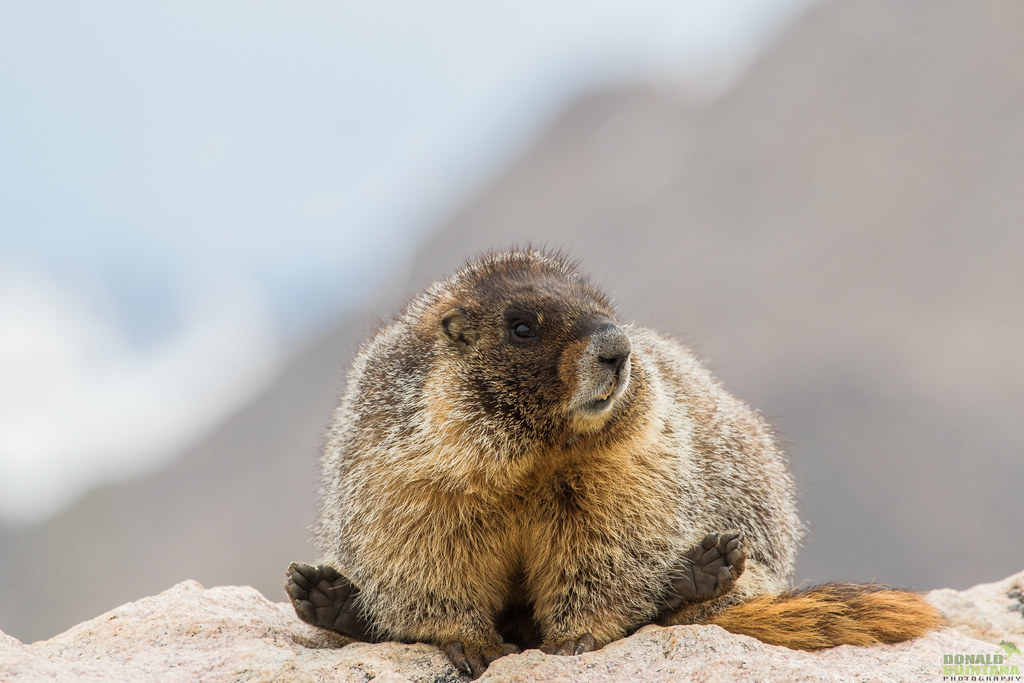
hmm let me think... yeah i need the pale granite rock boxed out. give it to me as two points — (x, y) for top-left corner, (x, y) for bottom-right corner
(927, 569), (1024, 643)
(2, 571), (1022, 682)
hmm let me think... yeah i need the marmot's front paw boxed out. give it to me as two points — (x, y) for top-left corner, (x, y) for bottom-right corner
(443, 639), (520, 679)
(663, 530), (746, 613)
(540, 632), (597, 657)
(285, 562), (370, 640)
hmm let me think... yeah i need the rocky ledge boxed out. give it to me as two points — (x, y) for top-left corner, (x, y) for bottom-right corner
(2, 570), (1022, 682)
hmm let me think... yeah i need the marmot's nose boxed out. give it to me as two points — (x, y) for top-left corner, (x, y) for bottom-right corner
(593, 325), (631, 375)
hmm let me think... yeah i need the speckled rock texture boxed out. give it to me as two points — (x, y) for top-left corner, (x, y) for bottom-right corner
(926, 569), (1024, 644)
(2, 570), (1022, 682)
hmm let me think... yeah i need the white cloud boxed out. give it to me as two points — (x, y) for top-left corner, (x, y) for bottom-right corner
(0, 267), (282, 523)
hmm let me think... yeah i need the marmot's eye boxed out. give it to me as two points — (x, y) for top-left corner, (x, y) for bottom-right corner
(510, 321), (536, 339)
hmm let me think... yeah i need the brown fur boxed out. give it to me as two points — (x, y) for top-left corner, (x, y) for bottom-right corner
(309, 249), (941, 671)
(709, 584), (945, 650)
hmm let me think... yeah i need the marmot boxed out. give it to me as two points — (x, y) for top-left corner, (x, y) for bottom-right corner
(286, 249), (942, 678)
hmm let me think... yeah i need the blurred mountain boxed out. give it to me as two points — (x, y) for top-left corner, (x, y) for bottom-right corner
(3, 0), (1023, 643)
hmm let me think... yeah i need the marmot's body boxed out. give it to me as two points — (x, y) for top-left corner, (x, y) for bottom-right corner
(287, 250), (941, 677)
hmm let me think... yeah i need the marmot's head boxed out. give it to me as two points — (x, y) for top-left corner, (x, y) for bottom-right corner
(418, 250), (643, 454)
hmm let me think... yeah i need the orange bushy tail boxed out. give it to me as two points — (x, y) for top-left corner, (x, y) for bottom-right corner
(709, 583), (944, 650)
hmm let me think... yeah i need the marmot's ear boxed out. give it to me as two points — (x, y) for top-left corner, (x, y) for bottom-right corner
(441, 307), (478, 348)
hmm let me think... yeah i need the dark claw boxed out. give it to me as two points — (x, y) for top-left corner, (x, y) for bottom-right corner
(547, 633), (598, 657)
(291, 562), (320, 586)
(577, 633), (596, 654)
(443, 639), (519, 679)
(445, 641), (474, 677)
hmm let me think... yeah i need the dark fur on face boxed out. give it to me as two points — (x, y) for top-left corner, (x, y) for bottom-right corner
(427, 251), (646, 455)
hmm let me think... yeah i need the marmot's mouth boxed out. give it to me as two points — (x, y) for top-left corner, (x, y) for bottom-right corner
(569, 356), (631, 426)
(593, 378), (616, 403)
(582, 376), (620, 412)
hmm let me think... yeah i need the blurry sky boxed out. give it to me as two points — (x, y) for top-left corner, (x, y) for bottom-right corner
(0, 0), (813, 523)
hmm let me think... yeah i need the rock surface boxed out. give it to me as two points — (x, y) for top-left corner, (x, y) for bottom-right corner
(927, 570), (1024, 644)
(2, 571), (1022, 682)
